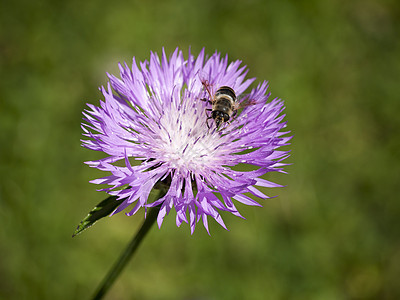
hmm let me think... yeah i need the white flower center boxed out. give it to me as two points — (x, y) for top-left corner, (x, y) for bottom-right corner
(154, 99), (223, 172)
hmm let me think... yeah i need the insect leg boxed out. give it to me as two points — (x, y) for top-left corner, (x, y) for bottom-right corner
(231, 109), (238, 119)
(204, 108), (213, 129)
(206, 116), (213, 129)
(200, 98), (212, 105)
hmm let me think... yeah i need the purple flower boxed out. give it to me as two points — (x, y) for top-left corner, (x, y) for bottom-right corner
(82, 48), (291, 234)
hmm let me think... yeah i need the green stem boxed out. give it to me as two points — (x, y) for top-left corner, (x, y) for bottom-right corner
(91, 205), (160, 300)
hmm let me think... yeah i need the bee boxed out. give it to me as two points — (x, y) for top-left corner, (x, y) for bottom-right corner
(200, 79), (254, 129)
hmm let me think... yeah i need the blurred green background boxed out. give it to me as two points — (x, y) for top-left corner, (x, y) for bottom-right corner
(1, 0), (399, 299)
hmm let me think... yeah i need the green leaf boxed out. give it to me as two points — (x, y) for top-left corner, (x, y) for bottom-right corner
(72, 195), (125, 237)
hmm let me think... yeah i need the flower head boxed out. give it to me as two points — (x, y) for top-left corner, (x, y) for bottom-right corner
(82, 48), (291, 234)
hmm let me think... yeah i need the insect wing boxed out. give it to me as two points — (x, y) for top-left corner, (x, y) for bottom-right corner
(235, 93), (257, 110)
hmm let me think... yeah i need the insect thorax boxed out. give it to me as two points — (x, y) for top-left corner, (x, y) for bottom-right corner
(212, 98), (233, 114)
